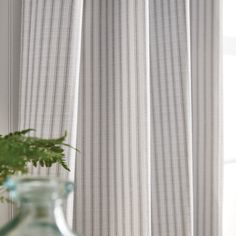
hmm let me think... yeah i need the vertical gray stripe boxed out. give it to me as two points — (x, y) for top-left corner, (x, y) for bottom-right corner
(105, 0), (110, 233)
(8, 0), (12, 133)
(119, 1), (126, 235)
(111, 0), (118, 234)
(91, 0), (94, 234)
(81, 0), (86, 232)
(151, 0), (167, 234)
(98, 1), (102, 234)
(153, 0), (169, 234)
(23, 0), (33, 129)
(38, 0), (53, 176)
(210, 1), (215, 234)
(57, 0), (74, 177)
(134, 0), (142, 234)
(126, 2), (133, 236)
(175, 1), (192, 234)
(49, 0), (63, 139)
(7, 0), (12, 220)
(203, 1), (207, 235)
(33, 0), (46, 137)
(19, 0), (25, 128)
(41, 0), (54, 138)
(190, 0), (221, 235)
(28, 0), (39, 131)
(167, 0), (185, 234)
(174, 0), (190, 235)
(150, 62), (162, 235)
(81, 13), (86, 233)
(161, 0), (178, 234)
(191, 0), (200, 234)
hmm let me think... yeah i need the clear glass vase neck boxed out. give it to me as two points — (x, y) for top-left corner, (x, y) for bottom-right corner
(0, 177), (78, 236)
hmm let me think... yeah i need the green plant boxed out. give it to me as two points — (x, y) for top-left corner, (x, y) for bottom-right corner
(0, 129), (79, 201)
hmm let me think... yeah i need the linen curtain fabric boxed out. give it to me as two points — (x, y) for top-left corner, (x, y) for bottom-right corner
(150, 0), (192, 235)
(150, 0), (222, 236)
(74, 1), (150, 235)
(18, 0), (83, 226)
(19, 0), (83, 177)
(18, 0), (221, 236)
(190, 1), (222, 235)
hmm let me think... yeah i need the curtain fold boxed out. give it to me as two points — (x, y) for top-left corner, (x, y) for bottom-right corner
(190, 0), (222, 235)
(150, 0), (192, 235)
(18, 0), (222, 236)
(18, 0), (83, 227)
(19, 0), (83, 178)
(73, 1), (150, 235)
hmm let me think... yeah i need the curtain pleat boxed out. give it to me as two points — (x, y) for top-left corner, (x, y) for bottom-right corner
(73, 0), (150, 235)
(18, 0), (83, 226)
(19, 0), (83, 178)
(149, 0), (192, 235)
(190, 0), (222, 235)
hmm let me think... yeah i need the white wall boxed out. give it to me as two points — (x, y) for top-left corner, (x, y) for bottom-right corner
(0, 0), (21, 226)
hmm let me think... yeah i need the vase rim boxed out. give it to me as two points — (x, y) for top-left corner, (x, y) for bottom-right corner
(4, 176), (74, 203)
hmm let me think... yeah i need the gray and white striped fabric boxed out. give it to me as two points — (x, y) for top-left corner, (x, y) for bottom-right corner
(18, 0), (83, 226)
(190, 0), (222, 235)
(74, 0), (150, 235)
(150, 0), (193, 235)
(19, 0), (83, 178)
(0, 0), (22, 226)
(18, 0), (221, 236)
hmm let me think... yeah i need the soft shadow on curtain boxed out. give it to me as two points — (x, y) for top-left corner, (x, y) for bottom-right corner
(17, 0), (221, 236)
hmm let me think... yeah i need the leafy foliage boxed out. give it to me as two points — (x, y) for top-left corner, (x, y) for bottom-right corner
(0, 129), (79, 186)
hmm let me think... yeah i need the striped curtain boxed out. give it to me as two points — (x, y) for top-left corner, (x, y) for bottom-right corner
(18, 0), (222, 236)
(74, 1), (150, 235)
(19, 0), (83, 178)
(190, 1), (222, 235)
(150, 0), (192, 235)
(18, 0), (83, 226)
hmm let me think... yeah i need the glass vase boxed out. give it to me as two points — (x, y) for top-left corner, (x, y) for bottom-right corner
(0, 177), (79, 236)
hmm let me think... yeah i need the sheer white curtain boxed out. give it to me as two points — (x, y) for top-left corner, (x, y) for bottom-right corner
(18, 0), (83, 227)
(18, 0), (222, 236)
